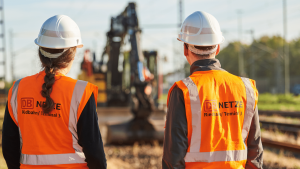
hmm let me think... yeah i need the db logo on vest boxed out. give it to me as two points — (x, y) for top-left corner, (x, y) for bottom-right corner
(204, 100), (218, 112)
(21, 98), (34, 109)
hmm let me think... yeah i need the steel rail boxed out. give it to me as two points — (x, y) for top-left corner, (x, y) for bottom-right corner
(259, 110), (300, 118)
(260, 120), (300, 128)
(262, 137), (300, 154)
(260, 120), (300, 135)
(0, 138), (299, 155)
(1, 131), (300, 153)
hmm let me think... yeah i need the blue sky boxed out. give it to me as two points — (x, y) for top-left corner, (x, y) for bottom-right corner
(1, 0), (300, 81)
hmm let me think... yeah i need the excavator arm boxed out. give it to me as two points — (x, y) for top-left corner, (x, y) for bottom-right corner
(81, 2), (163, 144)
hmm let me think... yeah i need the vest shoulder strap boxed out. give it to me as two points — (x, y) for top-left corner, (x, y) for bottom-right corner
(249, 79), (258, 108)
(8, 78), (23, 126)
(168, 77), (194, 151)
(76, 81), (98, 121)
(240, 77), (257, 141)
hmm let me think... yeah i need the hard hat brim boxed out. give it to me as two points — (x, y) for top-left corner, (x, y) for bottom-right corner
(177, 36), (225, 46)
(35, 38), (83, 49)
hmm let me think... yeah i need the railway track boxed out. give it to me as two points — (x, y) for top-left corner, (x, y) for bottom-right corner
(260, 120), (300, 135)
(259, 110), (300, 118)
(0, 137), (299, 154)
(262, 137), (300, 154)
(0, 130), (300, 154)
(259, 120), (300, 153)
(2, 111), (300, 152)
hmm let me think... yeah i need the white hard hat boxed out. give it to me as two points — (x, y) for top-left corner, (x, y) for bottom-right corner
(35, 15), (83, 49)
(178, 11), (224, 46)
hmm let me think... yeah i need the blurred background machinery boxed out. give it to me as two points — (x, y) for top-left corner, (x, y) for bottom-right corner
(78, 2), (163, 144)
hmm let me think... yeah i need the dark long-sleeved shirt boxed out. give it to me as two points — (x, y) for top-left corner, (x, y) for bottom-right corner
(162, 59), (263, 169)
(2, 93), (107, 169)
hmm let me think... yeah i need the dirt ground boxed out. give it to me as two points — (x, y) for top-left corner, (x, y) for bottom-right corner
(105, 142), (162, 169)
(104, 143), (300, 169)
(1, 144), (299, 169)
(97, 108), (164, 169)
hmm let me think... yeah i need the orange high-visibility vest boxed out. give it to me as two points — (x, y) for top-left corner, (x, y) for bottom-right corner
(167, 70), (258, 169)
(7, 71), (98, 169)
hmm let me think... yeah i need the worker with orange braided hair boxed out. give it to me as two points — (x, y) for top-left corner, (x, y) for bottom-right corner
(2, 15), (106, 169)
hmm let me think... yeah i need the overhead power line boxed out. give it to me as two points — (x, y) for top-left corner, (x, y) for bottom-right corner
(142, 33), (173, 49)
(74, 0), (94, 21)
(141, 24), (178, 29)
(142, 3), (177, 23)
(14, 43), (36, 57)
(138, 0), (158, 12)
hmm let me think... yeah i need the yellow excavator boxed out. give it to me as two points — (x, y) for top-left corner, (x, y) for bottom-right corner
(78, 2), (163, 144)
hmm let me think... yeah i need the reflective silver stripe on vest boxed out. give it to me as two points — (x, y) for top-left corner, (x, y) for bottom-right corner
(10, 79), (22, 124)
(20, 80), (88, 165)
(183, 77), (255, 163)
(241, 77), (256, 141)
(10, 79), (24, 150)
(21, 152), (86, 165)
(184, 149), (247, 162)
(69, 80), (88, 153)
(182, 77), (202, 152)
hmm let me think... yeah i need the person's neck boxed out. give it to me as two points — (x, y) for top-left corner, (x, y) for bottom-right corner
(56, 68), (69, 75)
(55, 60), (74, 75)
(188, 55), (215, 65)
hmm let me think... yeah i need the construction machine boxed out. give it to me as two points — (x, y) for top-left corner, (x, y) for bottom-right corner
(78, 2), (164, 144)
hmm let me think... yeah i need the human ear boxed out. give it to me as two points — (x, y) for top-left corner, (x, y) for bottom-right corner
(215, 44), (220, 56)
(184, 43), (189, 57)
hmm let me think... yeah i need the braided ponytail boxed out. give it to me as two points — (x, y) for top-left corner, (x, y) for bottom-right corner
(39, 47), (76, 114)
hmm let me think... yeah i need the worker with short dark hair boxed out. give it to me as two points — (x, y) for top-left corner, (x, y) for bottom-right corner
(162, 11), (263, 169)
(2, 15), (106, 169)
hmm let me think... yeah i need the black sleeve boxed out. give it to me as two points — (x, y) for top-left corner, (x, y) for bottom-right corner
(246, 106), (263, 169)
(77, 93), (107, 169)
(162, 86), (188, 169)
(2, 102), (21, 169)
